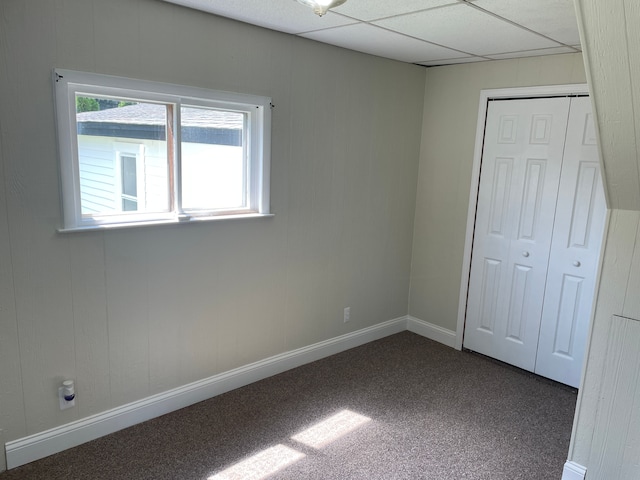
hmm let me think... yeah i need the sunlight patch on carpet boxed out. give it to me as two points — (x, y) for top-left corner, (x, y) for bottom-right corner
(208, 444), (305, 480)
(291, 409), (371, 449)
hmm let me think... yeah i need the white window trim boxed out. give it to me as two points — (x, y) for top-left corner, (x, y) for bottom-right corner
(53, 68), (272, 232)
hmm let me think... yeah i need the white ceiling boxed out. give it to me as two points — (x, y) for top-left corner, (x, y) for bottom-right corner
(161, 0), (582, 66)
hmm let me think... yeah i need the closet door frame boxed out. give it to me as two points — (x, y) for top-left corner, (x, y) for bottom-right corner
(455, 85), (610, 387)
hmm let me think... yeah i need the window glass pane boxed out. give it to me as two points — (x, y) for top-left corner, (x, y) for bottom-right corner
(122, 198), (138, 211)
(121, 155), (137, 197)
(180, 106), (246, 211)
(75, 96), (169, 216)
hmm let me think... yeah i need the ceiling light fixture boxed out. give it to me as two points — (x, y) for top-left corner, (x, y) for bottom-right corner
(295, 0), (347, 17)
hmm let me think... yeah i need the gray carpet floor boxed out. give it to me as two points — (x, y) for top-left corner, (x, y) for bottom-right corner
(0, 332), (577, 479)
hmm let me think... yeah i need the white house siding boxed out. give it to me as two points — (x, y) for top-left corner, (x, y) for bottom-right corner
(77, 136), (242, 213)
(181, 142), (243, 209)
(78, 135), (170, 214)
(142, 139), (169, 212)
(77, 135), (118, 213)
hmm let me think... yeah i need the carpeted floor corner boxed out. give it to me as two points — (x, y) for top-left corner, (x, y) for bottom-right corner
(0, 332), (577, 479)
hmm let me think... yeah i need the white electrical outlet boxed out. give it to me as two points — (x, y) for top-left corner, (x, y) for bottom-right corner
(343, 307), (351, 323)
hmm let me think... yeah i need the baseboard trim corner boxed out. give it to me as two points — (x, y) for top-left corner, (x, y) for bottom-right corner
(562, 461), (587, 480)
(5, 316), (406, 470)
(406, 316), (457, 348)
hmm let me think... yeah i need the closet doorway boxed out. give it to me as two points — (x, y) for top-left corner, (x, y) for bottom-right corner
(459, 86), (607, 388)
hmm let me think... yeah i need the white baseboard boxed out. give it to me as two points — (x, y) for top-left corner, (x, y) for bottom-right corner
(562, 461), (587, 480)
(5, 317), (406, 470)
(406, 316), (457, 348)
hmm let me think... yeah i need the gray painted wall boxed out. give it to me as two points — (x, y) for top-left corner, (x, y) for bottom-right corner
(0, 0), (425, 471)
(410, 44), (640, 477)
(3, 0), (634, 476)
(409, 53), (588, 332)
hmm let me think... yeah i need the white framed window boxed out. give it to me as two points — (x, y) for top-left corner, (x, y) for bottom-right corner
(53, 68), (271, 231)
(119, 154), (139, 211)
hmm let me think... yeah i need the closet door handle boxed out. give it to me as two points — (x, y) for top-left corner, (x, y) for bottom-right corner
(522, 251), (530, 257)
(573, 260), (581, 267)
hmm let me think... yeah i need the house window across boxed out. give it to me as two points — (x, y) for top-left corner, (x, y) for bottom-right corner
(54, 69), (271, 231)
(120, 154), (138, 212)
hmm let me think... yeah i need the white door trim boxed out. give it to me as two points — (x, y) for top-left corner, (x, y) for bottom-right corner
(455, 84), (591, 351)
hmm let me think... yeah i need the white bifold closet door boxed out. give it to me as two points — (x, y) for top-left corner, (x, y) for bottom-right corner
(464, 96), (605, 388)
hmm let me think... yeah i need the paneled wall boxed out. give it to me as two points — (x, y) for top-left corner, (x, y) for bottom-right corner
(574, 0), (640, 211)
(569, 211), (640, 479)
(409, 54), (587, 332)
(0, 0), (425, 471)
(565, 2), (640, 477)
(585, 314), (640, 479)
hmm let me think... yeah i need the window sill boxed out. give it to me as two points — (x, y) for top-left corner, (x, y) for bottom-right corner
(57, 213), (274, 233)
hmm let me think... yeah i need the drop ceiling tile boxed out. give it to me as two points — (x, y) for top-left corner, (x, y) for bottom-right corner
(161, 0), (356, 34)
(418, 56), (488, 67)
(301, 23), (468, 63)
(374, 3), (562, 56)
(333, 0), (457, 22)
(486, 46), (577, 60)
(472, 0), (581, 46)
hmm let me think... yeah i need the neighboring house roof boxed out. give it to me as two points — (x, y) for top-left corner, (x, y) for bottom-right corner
(76, 103), (243, 145)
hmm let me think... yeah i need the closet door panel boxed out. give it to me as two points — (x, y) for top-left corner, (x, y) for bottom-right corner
(464, 97), (570, 370)
(535, 97), (607, 387)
